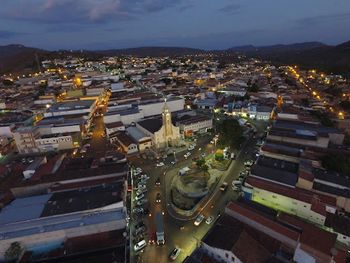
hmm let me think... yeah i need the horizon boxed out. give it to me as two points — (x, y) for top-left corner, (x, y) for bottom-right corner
(1, 0), (350, 50)
(2, 39), (349, 52)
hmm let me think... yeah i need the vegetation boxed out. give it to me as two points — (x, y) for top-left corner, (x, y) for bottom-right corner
(339, 101), (350, 111)
(214, 149), (224, 161)
(311, 110), (334, 127)
(5, 242), (23, 262)
(196, 158), (208, 171)
(321, 154), (350, 176)
(217, 119), (245, 149)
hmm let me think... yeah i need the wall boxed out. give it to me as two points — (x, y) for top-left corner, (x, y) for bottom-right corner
(267, 134), (329, 148)
(250, 187), (326, 225)
(139, 99), (184, 117)
(225, 206), (298, 249)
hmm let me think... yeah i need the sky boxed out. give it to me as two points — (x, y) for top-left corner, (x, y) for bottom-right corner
(0, 0), (350, 50)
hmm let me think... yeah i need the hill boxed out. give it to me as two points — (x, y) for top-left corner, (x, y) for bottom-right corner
(228, 41), (350, 74)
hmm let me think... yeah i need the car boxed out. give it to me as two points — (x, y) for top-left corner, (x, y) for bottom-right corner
(155, 177), (160, 186)
(134, 239), (147, 252)
(135, 221), (145, 229)
(194, 214), (205, 226)
(156, 162), (165, 167)
(149, 231), (156, 245)
(156, 193), (161, 203)
(135, 167), (142, 173)
(72, 148), (79, 155)
(80, 148), (87, 154)
(137, 184), (146, 190)
(201, 153), (206, 158)
(244, 160), (253, 166)
(140, 174), (150, 180)
(170, 161), (176, 165)
(135, 226), (147, 235)
(136, 189), (147, 195)
(133, 170), (142, 176)
(133, 207), (144, 214)
(210, 140), (214, 144)
(137, 199), (148, 206)
(135, 193), (145, 201)
(205, 216), (214, 225)
(232, 180), (242, 191)
(169, 247), (182, 261)
(188, 146), (194, 151)
(219, 182), (228, 192)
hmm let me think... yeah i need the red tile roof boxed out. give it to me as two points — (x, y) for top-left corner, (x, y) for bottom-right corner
(277, 213), (337, 255)
(298, 170), (314, 182)
(226, 202), (300, 241)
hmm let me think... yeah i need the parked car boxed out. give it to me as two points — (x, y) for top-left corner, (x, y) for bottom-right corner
(244, 160), (253, 166)
(140, 174), (150, 180)
(134, 239), (147, 252)
(137, 184), (146, 190)
(133, 207), (144, 214)
(136, 189), (147, 195)
(205, 216), (214, 225)
(155, 177), (160, 186)
(169, 247), (182, 261)
(156, 162), (165, 167)
(135, 193), (145, 201)
(194, 214), (205, 226)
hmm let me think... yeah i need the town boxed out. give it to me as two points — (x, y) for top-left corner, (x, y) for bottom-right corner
(0, 52), (349, 263)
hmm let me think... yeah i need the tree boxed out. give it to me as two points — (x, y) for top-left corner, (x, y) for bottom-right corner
(196, 158), (206, 168)
(215, 149), (224, 161)
(5, 242), (23, 262)
(321, 154), (350, 176)
(217, 119), (245, 149)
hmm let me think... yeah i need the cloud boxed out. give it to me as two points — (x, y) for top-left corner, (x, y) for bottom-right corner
(218, 3), (241, 14)
(1, 0), (186, 24)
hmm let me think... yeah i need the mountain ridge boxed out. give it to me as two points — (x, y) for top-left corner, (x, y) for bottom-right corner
(1, 40), (350, 74)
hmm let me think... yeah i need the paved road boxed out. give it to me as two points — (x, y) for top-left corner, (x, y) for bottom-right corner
(129, 136), (260, 262)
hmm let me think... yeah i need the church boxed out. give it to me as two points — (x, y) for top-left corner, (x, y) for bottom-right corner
(136, 102), (181, 150)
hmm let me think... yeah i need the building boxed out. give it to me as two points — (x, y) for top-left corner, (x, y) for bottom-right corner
(126, 126), (152, 152)
(195, 200), (346, 263)
(112, 132), (138, 155)
(175, 115), (213, 137)
(136, 103), (181, 149)
(0, 183), (126, 261)
(105, 121), (125, 137)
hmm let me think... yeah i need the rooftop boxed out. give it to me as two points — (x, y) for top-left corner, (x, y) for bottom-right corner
(48, 100), (95, 112)
(137, 118), (162, 133)
(250, 156), (299, 186)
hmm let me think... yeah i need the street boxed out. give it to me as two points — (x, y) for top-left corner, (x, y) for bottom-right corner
(129, 124), (263, 263)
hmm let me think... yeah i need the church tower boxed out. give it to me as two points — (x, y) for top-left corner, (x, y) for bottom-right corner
(162, 100), (173, 138)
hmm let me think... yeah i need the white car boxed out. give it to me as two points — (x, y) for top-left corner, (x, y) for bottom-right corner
(134, 240), (147, 252)
(194, 214), (205, 226)
(140, 174), (150, 180)
(169, 247), (182, 261)
(156, 162), (165, 167)
(135, 193), (145, 201)
(205, 216), (214, 225)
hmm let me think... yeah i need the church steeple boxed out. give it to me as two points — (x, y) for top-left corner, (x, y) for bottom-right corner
(162, 98), (173, 137)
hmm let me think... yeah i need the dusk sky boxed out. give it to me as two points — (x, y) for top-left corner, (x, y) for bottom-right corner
(1, 0), (350, 50)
